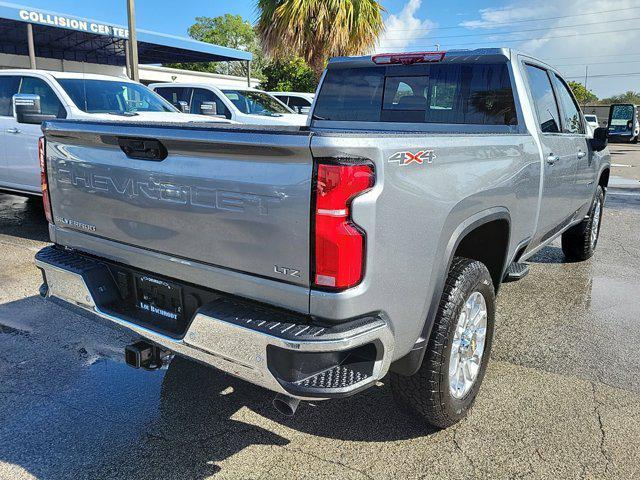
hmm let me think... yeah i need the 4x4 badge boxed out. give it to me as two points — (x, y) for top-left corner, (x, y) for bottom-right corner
(389, 150), (436, 166)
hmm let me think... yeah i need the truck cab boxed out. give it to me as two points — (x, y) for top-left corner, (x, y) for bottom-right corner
(150, 83), (308, 126)
(0, 70), (229, 196)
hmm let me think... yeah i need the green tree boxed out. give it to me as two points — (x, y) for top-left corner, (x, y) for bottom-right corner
(166, 15), (266, 79)
(256, 0), (385, 78)
(601, 91), (640, 105)
(260, 57), (317, 92)
(568, 81), (598, 105)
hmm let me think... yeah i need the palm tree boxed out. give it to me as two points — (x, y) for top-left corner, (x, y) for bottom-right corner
(256, 0), (385, 78)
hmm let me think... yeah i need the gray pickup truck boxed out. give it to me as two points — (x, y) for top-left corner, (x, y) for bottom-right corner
(34, 48), (610, 428)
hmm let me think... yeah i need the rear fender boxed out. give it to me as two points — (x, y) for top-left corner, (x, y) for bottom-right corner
(390, 208), (510, 376)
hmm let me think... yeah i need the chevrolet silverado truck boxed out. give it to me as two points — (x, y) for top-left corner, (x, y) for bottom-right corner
(34, 49), (610, 428)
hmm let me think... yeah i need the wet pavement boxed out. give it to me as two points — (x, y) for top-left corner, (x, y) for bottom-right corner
(0, 168), (639, 479)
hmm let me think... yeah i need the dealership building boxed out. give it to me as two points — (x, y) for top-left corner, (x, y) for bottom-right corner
(0, 2), (259, 87)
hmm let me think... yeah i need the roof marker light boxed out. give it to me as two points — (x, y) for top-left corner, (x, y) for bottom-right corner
(372, 51), (446, 65)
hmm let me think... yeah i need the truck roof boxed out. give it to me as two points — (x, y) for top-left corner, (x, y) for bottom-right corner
(328, 48), (555, 71)
(149, 82), (262, 92)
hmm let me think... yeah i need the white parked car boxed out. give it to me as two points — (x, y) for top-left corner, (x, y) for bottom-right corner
(150, 83), (308, 126)
(0, 70), (230, 196)
(584, 114), (599, 130)
(271, 92), (315, 114)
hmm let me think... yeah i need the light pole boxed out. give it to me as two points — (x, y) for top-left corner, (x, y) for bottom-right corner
(126, 0), (139, 82)
(583, 65), (589, 107)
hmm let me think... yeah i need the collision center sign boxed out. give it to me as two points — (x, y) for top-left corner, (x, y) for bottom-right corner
(18, 9), (129, 39)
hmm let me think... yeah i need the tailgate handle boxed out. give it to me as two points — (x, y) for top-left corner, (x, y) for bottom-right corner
(118, 138), (168, 161)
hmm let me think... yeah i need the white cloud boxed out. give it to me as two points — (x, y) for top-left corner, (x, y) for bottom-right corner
(458, 0), (640, 98)
(460, 4), (557, 29)
(375, 0), (436, 53)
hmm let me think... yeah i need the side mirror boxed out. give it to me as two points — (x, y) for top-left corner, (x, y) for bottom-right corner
(13, 94), (56, 124)
(590, 127), (608, 152)
(176, 100), (190, 113)
(199, 101), (221, 116)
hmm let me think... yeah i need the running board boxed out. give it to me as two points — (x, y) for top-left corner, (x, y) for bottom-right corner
(504, 262), (530, 282)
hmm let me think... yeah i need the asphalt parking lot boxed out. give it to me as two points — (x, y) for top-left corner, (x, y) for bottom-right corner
(0, 144), (639, 480)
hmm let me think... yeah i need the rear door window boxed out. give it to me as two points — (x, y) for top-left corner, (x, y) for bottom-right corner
(0, 76), (20, 116)
(524, 65), (561, 134)
(287, 96), (311, 108)
(287, 95), (312, 113)
(154, 87), (192, 110)
(552, 74), (584, 134)
(314, 63), (517, 126)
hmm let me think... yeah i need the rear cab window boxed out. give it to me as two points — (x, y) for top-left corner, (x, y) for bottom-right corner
(312, 61), (518, 129)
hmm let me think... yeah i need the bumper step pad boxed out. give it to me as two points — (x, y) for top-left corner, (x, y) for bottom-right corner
(297, 364), (369, 389)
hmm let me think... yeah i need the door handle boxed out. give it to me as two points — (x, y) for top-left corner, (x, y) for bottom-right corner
(546, 154), (560, 166)
(577, 150), (587, 159)
(5, 127), (21, 134)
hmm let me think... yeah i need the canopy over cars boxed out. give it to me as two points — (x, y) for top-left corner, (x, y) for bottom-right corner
(0, 2), (252, 66)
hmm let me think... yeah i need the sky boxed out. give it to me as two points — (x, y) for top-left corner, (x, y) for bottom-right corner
(14, 0), (640, 98)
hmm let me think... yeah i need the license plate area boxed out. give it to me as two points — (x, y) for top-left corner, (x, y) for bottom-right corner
(135, 274), (184, 323)
(93, 260), (223, 339)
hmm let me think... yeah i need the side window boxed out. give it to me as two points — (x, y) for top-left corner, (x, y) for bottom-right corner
(524, 65), (561, 133)
(553, 75), (585, 134)
(19, 77), (66, 118)
(154, 87), (192, 109)
(0, 76), (20, 116)
(191, 88), (230, 118)
(287, 96), (312, 112)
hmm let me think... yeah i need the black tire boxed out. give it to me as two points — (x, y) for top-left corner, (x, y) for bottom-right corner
(561, 186), (605, 262)
(390, 258), (495, 429)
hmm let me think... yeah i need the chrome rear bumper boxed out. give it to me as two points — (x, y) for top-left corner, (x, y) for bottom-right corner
(36, 246), (394, 400)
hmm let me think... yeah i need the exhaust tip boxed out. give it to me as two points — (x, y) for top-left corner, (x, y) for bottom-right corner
(272, 394), (300, 417)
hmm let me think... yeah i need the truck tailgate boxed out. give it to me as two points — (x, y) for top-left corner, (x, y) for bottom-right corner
(43, 121), (313, 287)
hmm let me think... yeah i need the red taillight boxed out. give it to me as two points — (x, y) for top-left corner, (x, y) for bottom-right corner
(313, 163), (374, 290)
(39, 136), (53, 224)
(372, 51), (446, 65)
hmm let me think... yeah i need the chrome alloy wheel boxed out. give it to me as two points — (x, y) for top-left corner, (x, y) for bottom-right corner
(591, 195), (602, 249)
(449, 291), (488, 399)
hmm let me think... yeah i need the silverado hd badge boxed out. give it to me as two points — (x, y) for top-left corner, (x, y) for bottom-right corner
(388, 150), (436, 166)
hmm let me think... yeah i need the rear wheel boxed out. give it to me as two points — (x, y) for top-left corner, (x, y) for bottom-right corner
(561, 186), (604, 261)
(390, 258), (495, 429)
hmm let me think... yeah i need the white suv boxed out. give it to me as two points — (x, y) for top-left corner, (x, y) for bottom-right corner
(151, 83), (308, 126)
(0, 70), (229, 195)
